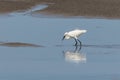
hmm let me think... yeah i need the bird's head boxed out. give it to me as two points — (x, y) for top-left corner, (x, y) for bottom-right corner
(62, 32), (69, 40)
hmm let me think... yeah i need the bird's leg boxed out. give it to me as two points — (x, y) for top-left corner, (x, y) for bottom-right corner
(77, 39), (82, 50)
(77, 39), (82, 46)
(74, 38), (78, 46)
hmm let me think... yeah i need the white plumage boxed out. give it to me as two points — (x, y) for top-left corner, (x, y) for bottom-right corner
(62, 29), (87, 46)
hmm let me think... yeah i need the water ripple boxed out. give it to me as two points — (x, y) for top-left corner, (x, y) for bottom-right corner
(84, 44), (120, 49)
(56, 44), (120, 49)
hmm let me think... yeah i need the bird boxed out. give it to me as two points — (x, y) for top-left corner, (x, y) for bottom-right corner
(62, 29), (87, 46)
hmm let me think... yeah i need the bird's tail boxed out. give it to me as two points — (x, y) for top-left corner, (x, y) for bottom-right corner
(82, 30), (87, 33)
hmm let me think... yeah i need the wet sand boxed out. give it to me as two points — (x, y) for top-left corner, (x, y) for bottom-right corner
(0, 42), (43, 47)
(0, 1), (34, 13)
(1, 0), (120, 18)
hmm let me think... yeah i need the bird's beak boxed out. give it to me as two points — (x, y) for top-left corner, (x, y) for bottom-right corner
(62, 36), (65, 41)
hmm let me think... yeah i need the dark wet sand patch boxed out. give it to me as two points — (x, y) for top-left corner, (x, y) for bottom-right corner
(0, 42), (43, 47)
(1, 0), (120, 18)
(38, 0), (120, 18)
(0, 1), (34, 13)
(0, 0), (52, 13)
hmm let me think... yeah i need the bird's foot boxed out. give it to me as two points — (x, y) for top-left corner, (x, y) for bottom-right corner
(74, 44), (82, 46)
(74, 43), (78, 46)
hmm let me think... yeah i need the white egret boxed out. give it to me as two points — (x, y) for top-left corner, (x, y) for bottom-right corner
(62, 29), (87, 46)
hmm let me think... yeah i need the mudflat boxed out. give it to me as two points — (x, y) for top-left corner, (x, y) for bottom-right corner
(0, 0), (120, 18)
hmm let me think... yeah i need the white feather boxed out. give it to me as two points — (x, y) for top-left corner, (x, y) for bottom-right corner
(64, 29), (87, 39)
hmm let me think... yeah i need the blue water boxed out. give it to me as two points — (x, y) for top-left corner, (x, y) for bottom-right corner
(0, 5), (120, 80)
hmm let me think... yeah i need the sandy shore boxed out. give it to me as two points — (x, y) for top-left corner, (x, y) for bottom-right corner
(0, 0), (120, 18)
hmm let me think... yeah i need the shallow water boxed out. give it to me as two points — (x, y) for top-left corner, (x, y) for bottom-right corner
(0, 5), (120, 80)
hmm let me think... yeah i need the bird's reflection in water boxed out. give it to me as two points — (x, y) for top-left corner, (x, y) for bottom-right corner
(63, 46), (86, 64)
